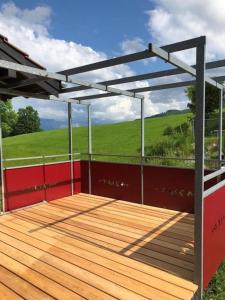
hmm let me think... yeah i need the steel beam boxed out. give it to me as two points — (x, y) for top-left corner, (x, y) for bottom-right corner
(68, 102), (74, 195)
(204, 179), (225, 198)
(194, 41), (206, 298)
(88, 104), (92, 194)
(218, 89), (223, 168)
(59, 36), (205, 76)
(59, 51), (153, 76)
(61, 61), (225, 94)
(204, 167), (225, 182)
(73, 80), (195, 101)
(140, 98), (145, 205)
(0, 116), (5, 213)
(73, 73), (225, 101)
(149, 43), (223, 89)
(0, 59), (143, 100)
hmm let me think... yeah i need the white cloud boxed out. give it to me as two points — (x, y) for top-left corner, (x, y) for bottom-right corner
(147, 0), (225, 63)
(121, 37), (146, 54)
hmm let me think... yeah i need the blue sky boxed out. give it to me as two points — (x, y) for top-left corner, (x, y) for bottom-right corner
(15, 0), (153, 55)
(0, 0), (224, 124)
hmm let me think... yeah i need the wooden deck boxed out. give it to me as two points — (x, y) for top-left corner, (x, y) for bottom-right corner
(0, 193), (197, 299)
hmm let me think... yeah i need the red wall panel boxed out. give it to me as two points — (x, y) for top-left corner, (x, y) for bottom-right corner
(90, 161), (142, 203)
(4, 166), (45, 211)
(73, 161), (81, 193)
(80, 160), (89, 194)
(144, 165), (195, 212)
(4, 161), (83, 210)
(44, 162), (72, 201)
(80, 161), (195, 211)
(203, 185), (225, 288)
(4, 160), (196, 212)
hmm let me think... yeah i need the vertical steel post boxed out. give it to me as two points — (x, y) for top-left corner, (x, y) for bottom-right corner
(194, 39), (206, 298)
(88, 104), (92, 194)
(141, 98), (145, 205)
(218, 88), (223, 168)
(0, 117), (5, 213)
(68, 102), (74, 195)
(42, 155), (47, 202)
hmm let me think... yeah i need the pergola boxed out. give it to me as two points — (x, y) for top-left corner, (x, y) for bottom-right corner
(0, 34), (225, 299)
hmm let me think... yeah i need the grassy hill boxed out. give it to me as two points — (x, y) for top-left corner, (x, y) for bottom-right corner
(3, 112), (192, 167)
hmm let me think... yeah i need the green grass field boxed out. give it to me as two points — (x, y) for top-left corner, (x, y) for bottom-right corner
(3, 112), (192, 167)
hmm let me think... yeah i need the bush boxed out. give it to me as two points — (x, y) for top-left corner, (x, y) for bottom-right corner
(163, 126), (174, 136)
(174, 122), (190, 135)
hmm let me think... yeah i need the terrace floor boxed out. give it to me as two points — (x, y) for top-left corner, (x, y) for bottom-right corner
(0, 193), (197, 299)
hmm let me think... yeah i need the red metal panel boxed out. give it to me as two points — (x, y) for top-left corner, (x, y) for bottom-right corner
(203, 185), (225, 288)
(4, 166), (45, 211)
(44, 162), (71, 201)
(73, 161), (81, 193)
(144, 165), (195, 212)
(80, 160), (89, 194)
(90, 161), (141, 203)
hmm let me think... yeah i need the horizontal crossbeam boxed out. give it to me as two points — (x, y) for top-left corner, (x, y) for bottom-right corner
(59, 36), (206, 76)
(72, 73), (225, 101)
(0, 59), (144, 100)
(149, 43), (223, 89)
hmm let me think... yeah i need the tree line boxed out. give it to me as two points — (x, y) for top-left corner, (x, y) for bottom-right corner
(0, 101), (41, 138)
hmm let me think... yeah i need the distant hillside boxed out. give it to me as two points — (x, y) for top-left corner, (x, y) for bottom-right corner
(148, 109), (190, 119)
(40, 109), (190, 131)
(40, 118), (68, 130)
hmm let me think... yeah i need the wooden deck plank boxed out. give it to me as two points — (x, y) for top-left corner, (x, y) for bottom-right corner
(43, 201), (194, 250)
(0, 228), (178, 300)
(0, 282), (23, 300)
(30, 204), (194, 263)
(10, 208), (194, 277)
(47, 198), (194, 246)
(0, 193), (198, 299)
(79, 193), (194, 221)
(31, 204), (194, 263)
(3, 214), (196, 290)
(52, 197), (195, 235)
(0, 220), (187, 299)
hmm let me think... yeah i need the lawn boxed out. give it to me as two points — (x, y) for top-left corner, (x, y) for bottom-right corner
(3, 112), (191, 167)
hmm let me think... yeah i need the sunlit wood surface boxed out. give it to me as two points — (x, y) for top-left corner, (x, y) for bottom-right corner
(0, 193), (198, 299)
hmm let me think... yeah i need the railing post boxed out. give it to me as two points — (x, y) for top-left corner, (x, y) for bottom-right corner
(194, 38), (206, 298)
(42, 154), (47, 202)
(88, 104), (92, 194)
(0, 117), (5, 213)
(218, 88), (223, 168)
(68, 102), (74, 195)
(141, 98), (145, 205)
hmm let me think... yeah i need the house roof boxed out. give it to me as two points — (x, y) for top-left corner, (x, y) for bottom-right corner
(0, 34), (61, 100)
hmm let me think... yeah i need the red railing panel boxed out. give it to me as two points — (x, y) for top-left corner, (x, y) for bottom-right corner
(4, 166), (45, 211)
(144, 165), (194, 212)
(90, 161), (142, 203)
(203, 185), (225, 288)
(44, 162), (71, 201)
(73, 161), (81, 193)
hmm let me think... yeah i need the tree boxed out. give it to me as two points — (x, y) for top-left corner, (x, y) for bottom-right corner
(185, 83), (220, 116)
(14, 106), (41, 135)
(0, 101), (17, 137)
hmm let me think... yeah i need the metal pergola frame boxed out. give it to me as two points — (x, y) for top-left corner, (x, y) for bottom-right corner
(0, 35), (225, 298)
